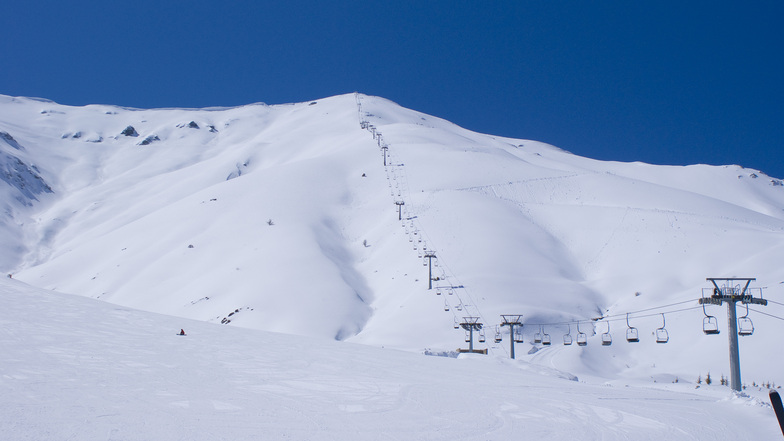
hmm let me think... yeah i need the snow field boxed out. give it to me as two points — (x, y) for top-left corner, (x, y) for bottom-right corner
(1, 278), (781, 440)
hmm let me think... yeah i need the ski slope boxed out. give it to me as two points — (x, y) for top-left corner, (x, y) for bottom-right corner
(1, 278), (781, 440)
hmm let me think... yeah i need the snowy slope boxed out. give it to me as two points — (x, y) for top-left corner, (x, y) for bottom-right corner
(1, 92), (783, 391)
(1, 278), (781, 440)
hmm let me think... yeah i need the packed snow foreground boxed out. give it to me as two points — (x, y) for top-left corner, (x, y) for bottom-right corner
(1, 93), (783, 439)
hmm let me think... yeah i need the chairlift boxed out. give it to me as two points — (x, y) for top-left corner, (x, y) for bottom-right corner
(625, 313), (639, 343)
(601, 321), (612, 346)
(514, 328), (523, 343)
(541, 327), (551, 346)
(444, 300), (450, 312)
(533, 326), (542, 344)
(738, 303), (754, 336)
(563, 324), (573, 345)
(456, 302), (463, 312)
(702, 303), (720, 335)
(576, 322), (588, 346)
(465, 330), (471, 343)
(478, 329), (486, 343)
(494, 326), (502, 343)
(453, 318), (459, 329)
(655, 313), (669, 343)
(447, 289), (453, 296)
(436, 289), (442, 296)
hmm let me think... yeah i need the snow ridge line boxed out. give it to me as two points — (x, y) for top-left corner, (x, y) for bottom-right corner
(354, 94), (496, 353)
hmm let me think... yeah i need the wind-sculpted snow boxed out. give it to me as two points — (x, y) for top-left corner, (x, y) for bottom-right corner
(0, 92), (783, 394)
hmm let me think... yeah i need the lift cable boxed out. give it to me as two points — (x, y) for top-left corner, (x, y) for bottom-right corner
(518, 301), (702, 328)
(748, 307), (784, 322)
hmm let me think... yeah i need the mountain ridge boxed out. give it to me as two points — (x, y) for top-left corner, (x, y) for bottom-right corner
(1, 92), (783, 383)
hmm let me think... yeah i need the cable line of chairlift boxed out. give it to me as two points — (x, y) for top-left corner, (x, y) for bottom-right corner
(359, 103), (492, 333)
(486, 299), (773, 347)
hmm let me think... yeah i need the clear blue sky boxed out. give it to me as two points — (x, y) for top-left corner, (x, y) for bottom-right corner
(3, 1), (783, 178)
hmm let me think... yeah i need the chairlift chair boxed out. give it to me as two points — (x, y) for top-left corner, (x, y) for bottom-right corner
(563, 324), (573, 345)
(494, 326), (502, 343)
(453, 318), (459, 329)
(542, 329), (552, 346)
(702, 303), (720, 335)
(601, 321), (612, 346)
(576, 322), (588, 346)
(514, 328), (524, 343)
(478, 329), (486, 343)
(444, 300), (450, 312)
(655, 313), (669, 343)
(625, 313), (640, 343)
(738, 303), (754, 336)
(533, 326), (542, 344)
(465, 331), (471, 343)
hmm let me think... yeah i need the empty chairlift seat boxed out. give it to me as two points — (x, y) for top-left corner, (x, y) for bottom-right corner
(626, 313), (639, 343)
(563, 324), (573, 346)
(576, 322), (588, 346)
(655, 314), (669, 344)
(542, 329), (551, 346)
(738, 304), (754, 336)
(601, 321), (612, 346)
(702, 304), (720, 335)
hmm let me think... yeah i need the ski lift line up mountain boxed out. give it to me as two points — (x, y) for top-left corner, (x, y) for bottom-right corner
(361, 95), (778, 355)
(358, 96), (493, 340)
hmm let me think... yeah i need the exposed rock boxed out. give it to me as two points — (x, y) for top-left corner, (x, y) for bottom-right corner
(120, 126), (139, 137)
(0, 152), (53, 205)
(177, 121), (200, 129)
(138, 135), (160, 146)
(0, 132), (23, 150)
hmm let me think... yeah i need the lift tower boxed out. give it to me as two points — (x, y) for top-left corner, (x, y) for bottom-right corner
(500, 315), (523, 359)
(700, 277), (768, 392)
(423, 251), (437, 290)
(458, 317), (485, 354)
(395, 200), (405, 221)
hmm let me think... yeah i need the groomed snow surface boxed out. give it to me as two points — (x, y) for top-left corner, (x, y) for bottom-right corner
(2, 279), (780, 440)
(1, 93), (784, 439)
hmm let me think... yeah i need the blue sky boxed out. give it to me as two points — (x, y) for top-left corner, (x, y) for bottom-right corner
(3, 1), (783, 178)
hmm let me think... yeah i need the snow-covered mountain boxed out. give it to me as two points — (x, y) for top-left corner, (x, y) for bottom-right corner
(1, 92), (783, 390)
